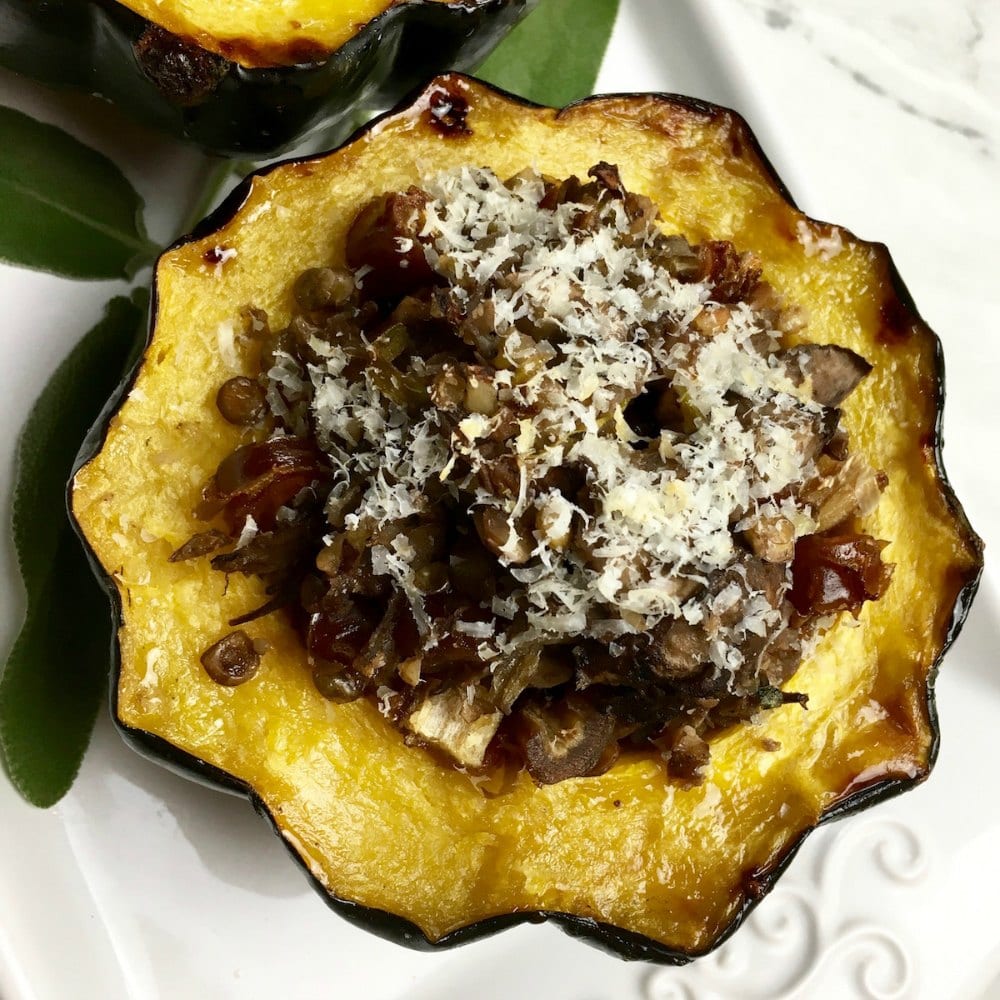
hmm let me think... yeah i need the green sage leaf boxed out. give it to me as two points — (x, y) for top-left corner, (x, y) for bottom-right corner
(477, 0), (620, 107)
(0, 292), (147, 807)
(0, 106), (158, 279)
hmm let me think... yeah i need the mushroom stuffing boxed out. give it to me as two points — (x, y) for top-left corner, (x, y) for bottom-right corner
(178, 163), (892, 785)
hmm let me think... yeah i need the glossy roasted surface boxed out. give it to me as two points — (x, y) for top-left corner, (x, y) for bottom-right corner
(71, 75), (983, 957)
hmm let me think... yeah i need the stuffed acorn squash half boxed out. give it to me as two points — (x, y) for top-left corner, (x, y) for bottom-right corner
(70, 75), (983, 961)
(0, 0), (531, 155)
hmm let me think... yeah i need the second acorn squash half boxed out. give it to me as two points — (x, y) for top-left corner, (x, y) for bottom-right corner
(117, 0), (506, 68)
(71, 75), (983, 960)
(0, 0), (531, 154)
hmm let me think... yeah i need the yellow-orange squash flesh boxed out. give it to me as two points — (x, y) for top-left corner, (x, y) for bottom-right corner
(71, 75), (983, 958)
(118, 0), (465, 67)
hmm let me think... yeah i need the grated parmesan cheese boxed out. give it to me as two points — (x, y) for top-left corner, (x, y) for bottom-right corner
(795, 219), (844, 260)
(269, 165), (830, 676)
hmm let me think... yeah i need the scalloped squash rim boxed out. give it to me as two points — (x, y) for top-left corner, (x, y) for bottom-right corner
(70, 75), (984, 963)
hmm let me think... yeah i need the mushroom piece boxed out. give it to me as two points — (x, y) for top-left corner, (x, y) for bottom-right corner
(475, 455), (521, 500)
(587, 160), (625, 196)
(744, 553), (793, 604)
(654, 234), (702, 282)
(801, 452), (887, 533)
(406, 684), (503, 769)
(784, 344), (872, 407)
(758, 625), (804, 687)
(729, 391), (839, 468)
(695, 241), (763, 303)
(491, 647), (574, 714)
(491, 645), (541, 714)
(572, 640), (635, 690)
(644, 618), (712, 680)
(742, 511), (796, 563)
(792, 405), (841, 465)
(705, 556), (786, 629)
(520, 698), (616, 785)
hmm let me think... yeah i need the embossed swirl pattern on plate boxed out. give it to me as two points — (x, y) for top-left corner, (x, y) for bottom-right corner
(643, 817), (931, 1000)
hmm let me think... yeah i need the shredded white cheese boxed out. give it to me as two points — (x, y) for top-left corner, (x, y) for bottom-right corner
(270, 166), (826, 674)
(795, 219), (844, 260)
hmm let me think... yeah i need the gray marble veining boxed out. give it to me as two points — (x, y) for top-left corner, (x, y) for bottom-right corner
(735, 0), (999, 157)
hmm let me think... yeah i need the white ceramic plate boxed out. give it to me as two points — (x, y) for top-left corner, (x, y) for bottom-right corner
(2, 1), (997, 997)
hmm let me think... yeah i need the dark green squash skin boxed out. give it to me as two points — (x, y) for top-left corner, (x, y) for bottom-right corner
(68, 80), (984, 962)
(0, 0), (533, 156)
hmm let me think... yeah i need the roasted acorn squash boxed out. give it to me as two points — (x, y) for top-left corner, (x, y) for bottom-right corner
(70, 75), (983, 961)
(0, 0), (531, 155)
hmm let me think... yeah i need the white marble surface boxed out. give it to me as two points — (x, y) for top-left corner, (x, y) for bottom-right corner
(0, 1), (998, 997)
